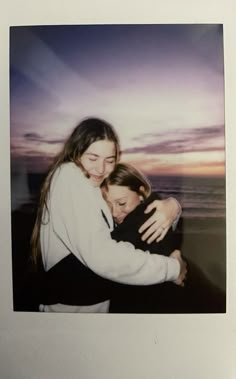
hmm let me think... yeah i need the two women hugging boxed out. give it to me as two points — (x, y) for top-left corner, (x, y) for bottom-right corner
(31, 117), (187, 313)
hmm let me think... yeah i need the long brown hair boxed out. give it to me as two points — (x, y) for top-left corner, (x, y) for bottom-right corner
(31, 117), (120, 266)
(101, 163), (151, 199)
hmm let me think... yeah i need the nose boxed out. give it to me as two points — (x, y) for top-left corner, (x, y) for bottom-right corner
(96, 160), (105, 175)
(112, 204), (120, 218)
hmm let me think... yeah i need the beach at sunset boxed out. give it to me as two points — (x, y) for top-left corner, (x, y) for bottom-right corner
(10, 24), (226, 312)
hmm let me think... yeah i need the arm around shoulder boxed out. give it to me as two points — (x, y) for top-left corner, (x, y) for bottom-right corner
(51, 165), (180, 286)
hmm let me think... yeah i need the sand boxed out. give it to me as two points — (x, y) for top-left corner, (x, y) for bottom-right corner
(11, 207), (226, 312)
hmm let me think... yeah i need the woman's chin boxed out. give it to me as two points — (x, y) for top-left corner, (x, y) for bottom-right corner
(90, 177), (104, 187)
(115, 217), (125, 224)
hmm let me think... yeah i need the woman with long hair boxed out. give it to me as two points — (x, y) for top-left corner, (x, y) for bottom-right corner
(31, 118), (186, 313)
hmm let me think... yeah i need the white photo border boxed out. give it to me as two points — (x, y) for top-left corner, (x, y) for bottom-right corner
(0, 1), (235, 378)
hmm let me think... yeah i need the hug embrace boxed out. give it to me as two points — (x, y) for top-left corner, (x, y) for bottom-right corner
(30, 117), (188, 313)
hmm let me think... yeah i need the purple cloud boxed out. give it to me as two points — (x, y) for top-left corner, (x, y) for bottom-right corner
(24, 132), (43, 142)
(123, 125), (225, 155)
(23, 132), (64, 144)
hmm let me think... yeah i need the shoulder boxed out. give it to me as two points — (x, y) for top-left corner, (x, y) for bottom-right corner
(125, 192), (161, 219)
(53, 162), (87, 183)
(145, 192), (162, 204)
(51, 162), (91, 193)
(111, 192), (163, 235)
(56, 162), (82, 177)
(112, 191), (178, 254)
(113, 193), (156, 232)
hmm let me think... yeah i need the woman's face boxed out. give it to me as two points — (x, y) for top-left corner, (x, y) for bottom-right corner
(103, 185), (142, 224)
(80, 140), (116, 187)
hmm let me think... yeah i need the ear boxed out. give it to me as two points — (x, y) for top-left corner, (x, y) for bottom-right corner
(101, 187), (107, 199)
(117, 150), (122, 162)
(139, 186), (145, 201)
(139, 185), (145, 193)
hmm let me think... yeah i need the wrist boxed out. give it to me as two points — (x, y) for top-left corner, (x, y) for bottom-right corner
(167, 256), (180, 281)
(168, 197), (181, 229)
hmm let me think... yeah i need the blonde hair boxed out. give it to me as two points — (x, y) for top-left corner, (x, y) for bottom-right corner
(101, 163), (151, 199)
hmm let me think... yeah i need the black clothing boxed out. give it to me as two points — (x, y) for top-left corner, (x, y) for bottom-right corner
(39, 254), (113, 306)
(109, 193), (186, 313)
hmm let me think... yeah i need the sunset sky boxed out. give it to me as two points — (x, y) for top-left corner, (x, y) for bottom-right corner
(10, 24), (225, 176)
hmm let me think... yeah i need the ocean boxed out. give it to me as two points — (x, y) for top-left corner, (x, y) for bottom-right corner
(149, 175), (226, 219)
(11, 172), (226, 221)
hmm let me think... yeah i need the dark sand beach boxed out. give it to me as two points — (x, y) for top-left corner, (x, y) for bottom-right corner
(179, 217), (226, 293)
(11, 204), (226, 313)
(177, 217), (226, 314)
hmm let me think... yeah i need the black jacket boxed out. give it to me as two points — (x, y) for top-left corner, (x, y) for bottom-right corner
(109, 193), (185, 313)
